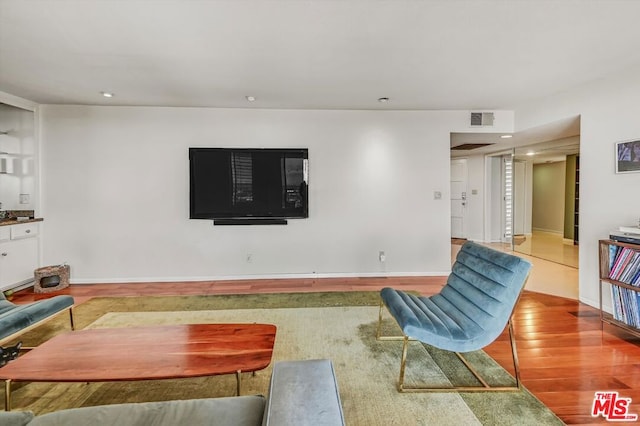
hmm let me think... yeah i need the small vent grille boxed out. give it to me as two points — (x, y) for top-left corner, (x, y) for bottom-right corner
(451, 143), (494, 150)
(470, 112), (495, 127)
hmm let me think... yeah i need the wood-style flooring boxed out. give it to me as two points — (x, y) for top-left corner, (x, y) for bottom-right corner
(512, 230), (580, 269)
(10, 275), (640, 425)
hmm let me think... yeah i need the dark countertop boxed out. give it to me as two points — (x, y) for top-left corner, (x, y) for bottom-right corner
(0, 218), (43, 227)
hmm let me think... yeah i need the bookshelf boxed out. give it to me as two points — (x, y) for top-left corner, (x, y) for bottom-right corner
(599, 239), (640, 337)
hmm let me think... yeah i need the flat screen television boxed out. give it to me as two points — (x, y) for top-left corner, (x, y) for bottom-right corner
(189, 148), (308, 222)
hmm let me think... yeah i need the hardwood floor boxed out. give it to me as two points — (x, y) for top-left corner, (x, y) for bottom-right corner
(10, 275), (640, 424)
(11, 276), (447, 305)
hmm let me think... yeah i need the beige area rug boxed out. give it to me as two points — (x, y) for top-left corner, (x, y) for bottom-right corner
(6, 297), (564, 425)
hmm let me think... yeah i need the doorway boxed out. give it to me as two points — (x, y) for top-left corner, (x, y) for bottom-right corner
(450, 116), (580, 298)
(479, 136), (580, 268)
(511, 141), (580, 268)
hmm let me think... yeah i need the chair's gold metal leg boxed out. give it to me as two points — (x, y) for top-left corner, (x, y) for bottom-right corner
(376, 299), (411, 342)
(454, 352), (491, 388)
(5, 379), (11, 411)
(236, 370), (241, 396)
(508, 320), (521, 389)
(69, 307), (75, 331)
(376, 300), (384, 340)
(398, 336), (409, 392)
(395, 319), (521, 393)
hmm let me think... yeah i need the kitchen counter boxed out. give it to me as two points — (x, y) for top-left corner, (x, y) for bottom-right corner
(0, 218), (43, 227)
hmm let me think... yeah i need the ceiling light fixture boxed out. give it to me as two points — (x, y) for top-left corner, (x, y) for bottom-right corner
(101, 92), (114, 98)
(246, 96), (256, 102)
(500, 134), (513, 139)
(377, 97), (389, 103)
(526, 151), (535, 156)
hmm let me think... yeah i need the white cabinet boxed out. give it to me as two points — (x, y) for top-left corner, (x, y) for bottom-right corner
(0, 222), (39, 291)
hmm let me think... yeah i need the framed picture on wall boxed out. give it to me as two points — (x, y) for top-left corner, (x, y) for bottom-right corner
(615, 139), (640, 173)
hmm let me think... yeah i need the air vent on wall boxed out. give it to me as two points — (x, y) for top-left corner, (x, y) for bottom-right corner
(470, 112), (494, 127)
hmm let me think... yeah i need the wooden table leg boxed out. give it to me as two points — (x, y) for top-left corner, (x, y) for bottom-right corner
(236, 370), (241, 396)
(5, 379), (11, 411)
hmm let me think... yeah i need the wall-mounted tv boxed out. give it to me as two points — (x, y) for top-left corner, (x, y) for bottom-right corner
(189, 148), (308, 223)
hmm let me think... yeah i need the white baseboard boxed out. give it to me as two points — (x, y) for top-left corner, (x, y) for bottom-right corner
(70, 270), (452, 285)
(532, 228), (564, 235)
(1, 279), (35, 293)
(579, 295), (600, 310)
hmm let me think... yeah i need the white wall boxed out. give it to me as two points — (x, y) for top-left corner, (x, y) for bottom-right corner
(40, 106), (507, 283)
(515, 64), (640, 308)
(532, 161), (566, 233)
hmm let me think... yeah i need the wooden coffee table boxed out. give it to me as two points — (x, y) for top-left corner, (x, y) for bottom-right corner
(0, 323), (277, 411)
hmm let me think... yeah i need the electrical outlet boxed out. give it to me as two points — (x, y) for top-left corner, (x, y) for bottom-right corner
(246, 253), (253, 263)
(19, 194), (30, 204)
(434, 191), (442, 200)
(379, 251), (386, 262)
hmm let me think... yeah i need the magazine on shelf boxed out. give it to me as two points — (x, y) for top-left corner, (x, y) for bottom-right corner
(610, 285), (640, 327)
(609, 246), (640, 285)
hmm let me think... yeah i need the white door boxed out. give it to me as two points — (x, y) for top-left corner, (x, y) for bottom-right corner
(451, 159), (468, 239)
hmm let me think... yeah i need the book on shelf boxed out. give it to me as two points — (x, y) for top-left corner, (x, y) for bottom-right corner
(609, 246), (640, 285)
(610, 285), (619, 321)
(623, 253), (640, 283)
(609, 248), (631, 279)
(606, 240), (640, 329)
(610, 284), (640, 328)
(609, 244), (620, 270)
(611, 285), (625, 323)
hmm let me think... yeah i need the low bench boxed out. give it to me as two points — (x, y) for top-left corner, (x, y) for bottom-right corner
(264, 359), (345, 425)
(0, 359), (346, 426)
(0, 291), (74, 347)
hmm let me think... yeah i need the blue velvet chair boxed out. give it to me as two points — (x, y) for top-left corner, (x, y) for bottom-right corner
(377, 241), (531, 392)
(0, 291), (74, 347)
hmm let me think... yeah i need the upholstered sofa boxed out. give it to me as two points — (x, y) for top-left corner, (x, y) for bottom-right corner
(0, 291), (74, 346)
(0, 359), (345, 426)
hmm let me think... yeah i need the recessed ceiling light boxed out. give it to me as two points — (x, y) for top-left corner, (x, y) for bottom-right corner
(500, 134), (513, 139)
(101, 92), (114, 98)
(526, 151), (535, 156)
(377, 97), (389, 103)
(246, 96), (256, 102)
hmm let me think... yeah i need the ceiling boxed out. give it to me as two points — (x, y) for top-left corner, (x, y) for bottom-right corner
(2, 1), (640, 112)
(451, 115), (581, 162)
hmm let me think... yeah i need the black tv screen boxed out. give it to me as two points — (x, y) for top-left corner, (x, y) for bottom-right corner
(189, 148), (308, 220)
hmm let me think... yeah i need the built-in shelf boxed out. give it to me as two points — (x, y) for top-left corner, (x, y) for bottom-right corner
(598, 239), (640, 338)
